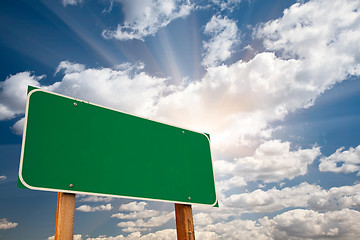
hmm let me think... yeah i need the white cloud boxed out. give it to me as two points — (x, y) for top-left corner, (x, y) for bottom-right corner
(319, 145), (360, 175)
(112, 209), (160, 220)
(193, 212), (214, 226)
(200, 218), (270, 240)
(114, 201), (174, 233)
(193, 182), (360, 231)
(202, 15), (239, 67)
(307, 184), (360, 211)
(155, 52), (302, 151)
(117, 212), (174, 232)
(0, 72), (42, 120)
(47, 65), (168, 117)
(133, 229), (175, 239)
(224, 182), (319, 212)
(211, 0), (242, 12)
(119, 201), (147, 212)
(75, 235), (84, 240)
(0, 218), (18, 229)
(85, 229), (176, 240)
(48, 234), (82, 240)
(61, 0), (83, 7)
(197, 208), (360, 240)
(49, 208), (360, 240)
(216, 175), (246, 194)
(151, 0), (360, 183)
(11, 117), (25, 135)
(78, 195), (113, 203)
(121, 227), (151, 233)
(263, 209), (360, 240)
(102, 0), (193, 41)
(55, 61), (85, 75)
(76, 203), (112, 212)
(194, 230), (220, 240)
(0, 176), (6, 181)
(0, 62), (168, 131)
(225, 182), (360, 212)
(257, 0), (360, 80)
(214, 140), (320, 184)
(154, 40), (358, 156)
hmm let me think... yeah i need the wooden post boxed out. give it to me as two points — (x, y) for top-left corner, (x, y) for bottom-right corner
(55, 192), (76, 240)
(175, 203), (195, 240)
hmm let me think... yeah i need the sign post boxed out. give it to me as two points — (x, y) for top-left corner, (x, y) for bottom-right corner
(54, 192), (75, 240)
(175, 203), (195, 240)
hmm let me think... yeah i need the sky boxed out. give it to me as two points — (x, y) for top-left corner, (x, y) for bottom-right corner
(1, 0), (360, 239)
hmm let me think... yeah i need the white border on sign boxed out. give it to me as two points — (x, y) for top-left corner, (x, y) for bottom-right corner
(18, 88), (218, 207)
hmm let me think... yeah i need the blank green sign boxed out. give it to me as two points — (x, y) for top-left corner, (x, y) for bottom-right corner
(19, 89), (217, 206)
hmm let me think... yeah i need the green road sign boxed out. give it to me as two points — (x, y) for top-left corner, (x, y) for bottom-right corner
(19, 88), (217, 206)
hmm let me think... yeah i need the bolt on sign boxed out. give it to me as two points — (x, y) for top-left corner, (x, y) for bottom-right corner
(18, 87), (217, 206)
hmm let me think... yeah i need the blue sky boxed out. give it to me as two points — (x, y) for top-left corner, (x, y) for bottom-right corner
(1, 0), (360, 239)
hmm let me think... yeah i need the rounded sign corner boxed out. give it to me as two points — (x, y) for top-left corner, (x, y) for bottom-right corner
(210, 197), (219, 208)
(200, 132), (211, 143)
(18, 172), (36, 190)
(27, 87), (44, 97)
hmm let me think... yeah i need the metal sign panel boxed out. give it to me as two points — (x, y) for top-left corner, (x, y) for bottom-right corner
(19, 88), (217, 206)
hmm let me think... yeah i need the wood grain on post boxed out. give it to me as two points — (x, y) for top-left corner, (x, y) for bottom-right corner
(175, 203), (195, 240)
(55, 192), (76, 240)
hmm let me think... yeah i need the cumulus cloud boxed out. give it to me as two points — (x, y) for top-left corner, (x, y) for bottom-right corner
(155, 52), (302, 151)
(61, 0), (83, 7)
(200, 218), (270, 240)
(166, 0), (359, 148)
(112, 210), (160, 220)
(48, 234), (82, 240)
(224, 182), (319, 212)
(215, 140), (320, 184)
(49, 208), (360, 239)
(55, 61), (86, 75)
(211, 0), (242, 12)
(195, 182), (360, 224)
(11, 117), (25, 135)
(0, 218), (18, 229)
(117, 212), (174, 232)
(102, 0), (193, 41)
(46, 63), (168, 117)
(197, 208), (360, 240)
(0, 72), (42, 120)
(134, 229), (176, 239)
(224, 182), (360, 212)
(216, 175), (246, 194)
(113, 201), (174, 233)
(263, 209), (360, 240)
(202, 15), (239, 67)
(319, 145), (360, 175)
(85, 229), (176, 240)
(78, 195), (113, 203)
(154, 28), (358, 154)
(119, 201), (147, 212)
(149, 0), (360, 169)
(257, 0), (360, 78)
(0, 62), (168, 134)
(193, 212), (214, 226)
(307, 184), (360, 211)
(76, 203), (112, 212)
